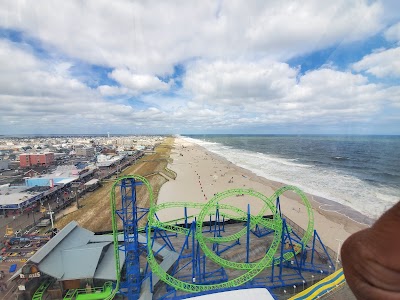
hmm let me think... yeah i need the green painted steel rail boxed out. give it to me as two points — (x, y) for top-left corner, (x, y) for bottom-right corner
(63, 288), (77, 300)
(63, 282), (113, 300)
(32, 279), (52, 300)
(108, 175), (315, 297)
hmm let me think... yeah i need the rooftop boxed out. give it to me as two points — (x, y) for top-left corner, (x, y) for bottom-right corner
(0, 185), (44, 207)
(13, 221), (125, 281)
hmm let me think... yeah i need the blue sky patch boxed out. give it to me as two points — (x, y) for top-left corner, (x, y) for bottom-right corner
(288, 33), (393, 74)
(0, 27), (52, 60)
(70, 63), (118, 88)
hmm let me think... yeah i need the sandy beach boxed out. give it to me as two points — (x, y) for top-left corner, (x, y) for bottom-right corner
(157, 137), (369, 251)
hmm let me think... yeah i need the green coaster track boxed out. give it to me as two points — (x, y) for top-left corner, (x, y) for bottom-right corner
(107, 175), (314, 298)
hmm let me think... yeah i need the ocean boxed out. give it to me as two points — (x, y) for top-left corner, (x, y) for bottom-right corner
(183, 134), (400, 223)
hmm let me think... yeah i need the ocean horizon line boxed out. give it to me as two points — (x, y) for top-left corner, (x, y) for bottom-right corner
(1, 133), (400, 137)
(182, 133), (400, 137)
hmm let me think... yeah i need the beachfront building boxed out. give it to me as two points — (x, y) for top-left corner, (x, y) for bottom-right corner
(0, 185), (56, 212)
(96, 154), (125, 168)
(24, 165), (97, 188)
(25, 166), (79, 188)
(19, 153), (55, 168)
(83, 178), (100, 192)
(0, 164), (97, 212)
(10, 221), (125, 299)
(75, 147), (95, 157)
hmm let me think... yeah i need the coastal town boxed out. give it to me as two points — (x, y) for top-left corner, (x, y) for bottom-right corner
(0, 135), (366, 299)
(0, 135), (167, 298)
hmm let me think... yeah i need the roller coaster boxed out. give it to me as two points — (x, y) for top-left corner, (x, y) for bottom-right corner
(105, 175), (335, 300)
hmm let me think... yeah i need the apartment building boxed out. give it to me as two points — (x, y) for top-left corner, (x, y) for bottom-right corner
(19, 153), (55, 168)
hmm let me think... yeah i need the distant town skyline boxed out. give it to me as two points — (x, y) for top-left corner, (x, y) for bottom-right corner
(0, 1), (399, 135)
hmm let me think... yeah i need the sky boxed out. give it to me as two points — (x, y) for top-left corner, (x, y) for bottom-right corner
(0, 0), (399, 135)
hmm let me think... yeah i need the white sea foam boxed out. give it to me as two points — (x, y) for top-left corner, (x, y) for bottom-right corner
(184, 137), (399, 220)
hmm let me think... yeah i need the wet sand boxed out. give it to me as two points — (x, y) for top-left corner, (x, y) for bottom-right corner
(157, 138), (370, 250)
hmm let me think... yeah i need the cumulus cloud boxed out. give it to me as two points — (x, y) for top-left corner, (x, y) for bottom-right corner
(243, 0), (384, 57)
(385, 21), (400, 42)
(0, 40), (86, 98)
(109, 69), (171, 93)
(0, 1), (399, 134)
(0, 0), (386, 74)
(97, 85), (131, 96)
(291, 69), (384, 120)
(182, 60), (391, 127)
(384, 86), (400, 108)
(0, 39), (169, 133)
(352, 47), (400, 77)
(184, 60), (297, 103)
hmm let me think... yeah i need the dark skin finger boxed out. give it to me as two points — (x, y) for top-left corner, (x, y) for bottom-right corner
(341, 201), (400, 299)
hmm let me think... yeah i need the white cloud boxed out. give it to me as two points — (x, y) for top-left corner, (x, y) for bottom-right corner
(0, 0), (387, 74)
(243, 1), (384, 57)
(98, 85), (131, 96)
(184, 60), (297, 103)
(352, 47), (400, 77)
(384, 86), (400, 108)
(109, 69), (171, 93)
(182, 60), (390, 126)
(384, 21), (400, 42)
(291, 69), (384, 120)
(0, 39), (169, 133)
(0, 1), (399, 133)
(0, 40), (86, 97)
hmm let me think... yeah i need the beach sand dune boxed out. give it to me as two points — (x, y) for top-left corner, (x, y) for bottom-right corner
(158, 138), (368, 250)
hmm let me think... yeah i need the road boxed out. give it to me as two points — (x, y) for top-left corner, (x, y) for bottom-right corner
(0, 154), (142, 244)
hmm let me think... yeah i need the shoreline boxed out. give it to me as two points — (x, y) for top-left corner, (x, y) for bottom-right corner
(186, 137), (375, 227)
(158, 137), (370, 250)
(187, 137), (374, 226)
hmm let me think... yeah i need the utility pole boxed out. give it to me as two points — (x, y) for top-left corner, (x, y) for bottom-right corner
(335, 239), (343, 270)
(47, 204), (54, 229)
(75, 186), (79, 209)
(117, 162), (122, 176)
(71, 182), (81, 209)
